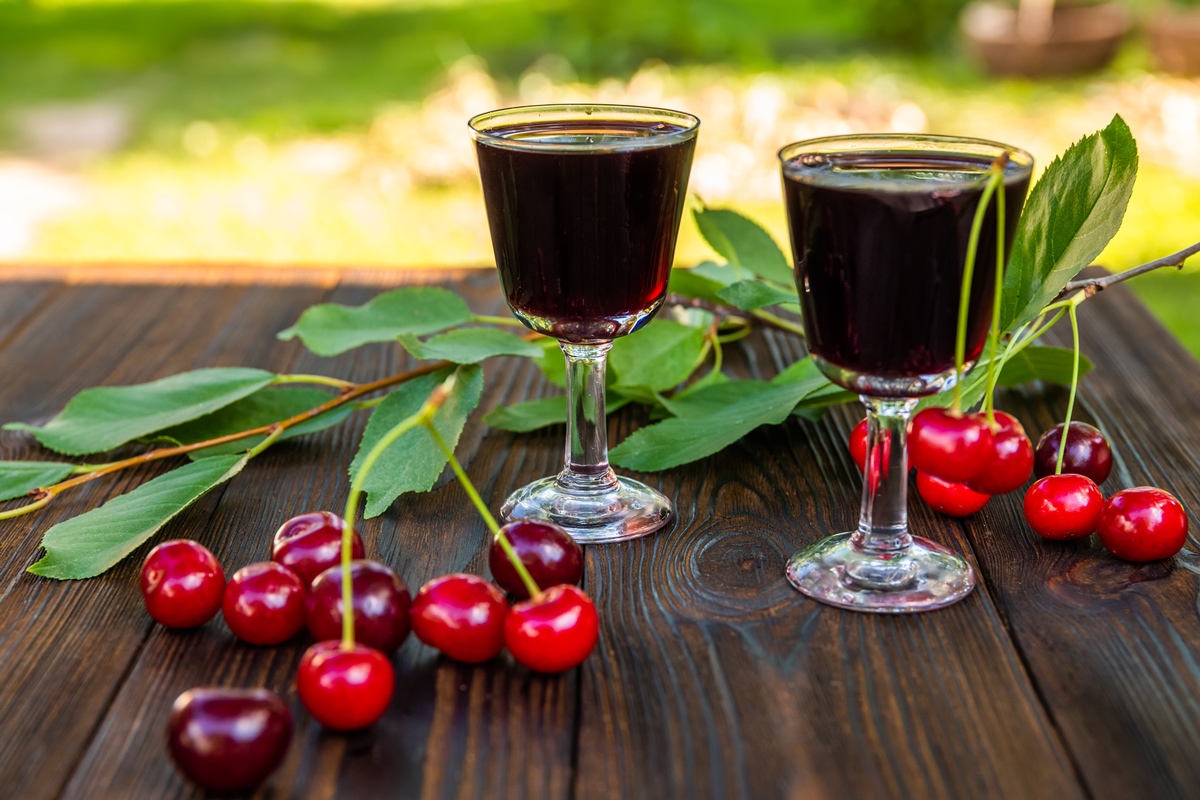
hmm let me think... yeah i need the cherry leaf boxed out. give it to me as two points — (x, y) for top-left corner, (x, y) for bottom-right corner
(0, 461), (74, 502)
(350, 364), (483, 518)
(610, 320), (707, 392)
(484, 393), (631, 433)
(27, 454), (248, 580)
(4, 368), (276, 456)
(1001, 115), (1138, 333)
(716, 279), (799, 311)
(693, 206), (794, 285)
(397, 327), (543, 364)
(278, 287), (471, 356)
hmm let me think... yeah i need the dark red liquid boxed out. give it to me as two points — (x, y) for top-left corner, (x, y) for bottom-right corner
(782, 151), (1030, 390)
(475, 119), (696, 341)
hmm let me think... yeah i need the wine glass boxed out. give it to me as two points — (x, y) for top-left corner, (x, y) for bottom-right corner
(469, 104), (700, 543)
(778, 134), (1034, 612)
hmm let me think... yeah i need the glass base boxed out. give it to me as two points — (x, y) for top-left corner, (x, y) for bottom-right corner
(500, 474), (673, 544)
(785, 532), (975, 613)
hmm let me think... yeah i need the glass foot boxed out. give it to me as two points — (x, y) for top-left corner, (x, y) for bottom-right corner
(500, 474), (672, 544)
(785, 532), (975, 613)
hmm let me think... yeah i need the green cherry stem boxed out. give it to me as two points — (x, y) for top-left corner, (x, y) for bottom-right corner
(982, 170), (1007, 424)
(953, 157), (1005, 413)
(423, 422), (543, 601)
(1055, 298), (1085, 476)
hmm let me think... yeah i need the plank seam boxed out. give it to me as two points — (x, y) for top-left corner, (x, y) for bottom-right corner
(956, 517), (1097, 800)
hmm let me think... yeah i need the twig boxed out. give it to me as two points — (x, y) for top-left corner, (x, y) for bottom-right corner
(1061, 241), (1200, 298)
(1, 360), (454, 519)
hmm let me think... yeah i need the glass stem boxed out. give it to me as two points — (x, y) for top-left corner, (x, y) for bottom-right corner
(848, 396), (918, 588)
(557, 342), (619, 494)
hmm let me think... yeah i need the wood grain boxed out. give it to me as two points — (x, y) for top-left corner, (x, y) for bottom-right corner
(960, 282), (1200, 800)
(0, 271), (1196, 800)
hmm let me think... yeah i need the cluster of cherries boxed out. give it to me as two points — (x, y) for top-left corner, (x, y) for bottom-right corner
(850, 409), (1189, 561)
(142, 511), (593, 793)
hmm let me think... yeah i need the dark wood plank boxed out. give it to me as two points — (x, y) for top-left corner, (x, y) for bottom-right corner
(59, 273), (576, 800)
(962, 282), (1200, 800)
(0, 282), (316, 800)
(571, 344), (1084, 799)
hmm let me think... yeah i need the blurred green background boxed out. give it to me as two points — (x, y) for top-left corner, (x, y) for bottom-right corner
(0, 0), (1197, 353)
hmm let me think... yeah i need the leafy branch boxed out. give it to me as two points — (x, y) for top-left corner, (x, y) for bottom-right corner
(0, 114), (1175, 581)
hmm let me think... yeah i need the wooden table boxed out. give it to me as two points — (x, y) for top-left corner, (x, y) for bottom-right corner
(1, 266), (1198, 800)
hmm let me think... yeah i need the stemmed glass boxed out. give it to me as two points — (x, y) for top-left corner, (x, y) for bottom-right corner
(469, 104), (699, 543)
(778, 134), (1034, 612)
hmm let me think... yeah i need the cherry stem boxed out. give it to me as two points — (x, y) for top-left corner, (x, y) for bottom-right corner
(1055, 299), (1084, 476)
(423, 422), (543, 601)
(953, 157), (1006, 414)
(983, 173), (1007, 425)
(272, 373), (356, 390)
(750, 308), (805, 337)
(1061, 240), (1200, 298)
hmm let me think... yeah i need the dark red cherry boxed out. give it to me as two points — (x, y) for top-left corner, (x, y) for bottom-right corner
(297, 641), (393, 730)
(1023, 474), (1104, 540)
(271, 511), (365, 587)
(916, 472), (990, 517)
(1034, 422), (1113, 485)
(490, 520), (583, 599)
(305, 560), (411, 653)
(167, 687), (292, 792)
(504, 585), (599, 673)
(141, 540), (225, 629)
(967, 428), (1034, 495)
(410, 573), (508, 663)
(222, 562), (306, 646)
(1097, 487), (1189, 562)
(909, 408), (994, 484)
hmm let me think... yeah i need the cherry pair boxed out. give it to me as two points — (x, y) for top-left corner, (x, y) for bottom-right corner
(410, 519), (596, 673)
(1026, 480), (1188, 561)
(909, 408), (1034, 494)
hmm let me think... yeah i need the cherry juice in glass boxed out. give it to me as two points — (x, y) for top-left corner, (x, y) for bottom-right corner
(475, 118), (696, 342)
(782, 149), (1031, 394)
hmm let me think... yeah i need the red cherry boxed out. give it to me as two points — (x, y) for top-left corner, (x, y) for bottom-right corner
(504, 585), (599, 673)
(410, 573), (508, 663)
(305, 560), (411, 653)
(990, 410), (1026, 436)
(167, 687), (292, 793)
(849, 418), (869, 472)
(967, 428), (1034, 495)
(1023, 474), (1104, 540)
(222, 562), (306, 646)
(272, 512), (365, 587)
(141, 540), (225, 629)
(1097, 487), (1189, 562)
(297, 641), (393, 730)
(916, 472), (990, 517)
(909, 408), (994, 484)
(847, 418), (889, 492)
(490, 520), (584, 599)
(1034, 422), (1113, 485)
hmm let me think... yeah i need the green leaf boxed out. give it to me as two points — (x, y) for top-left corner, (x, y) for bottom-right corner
(397, 327), (543, 364)
(28, 454), (247, 579)
(693, 207), (794, 285)
(1001, 116), (1138, 332)
(483, 393), (631, 432)
(350, 364), (483, 518)
(609, 320), (707, 392)
(5, 368), (276, 456)
(610, 374), (822, 471)
(716, 280), (799, 311)
(153, 387), (356, 459)
(668, 262), (729, 303)
(0, 461), (74, 502)
(996, 345), (1094, 388)
(657, 379), (775, 418)
(533, 339), (567, 388)
(278, 287), (471, 357)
